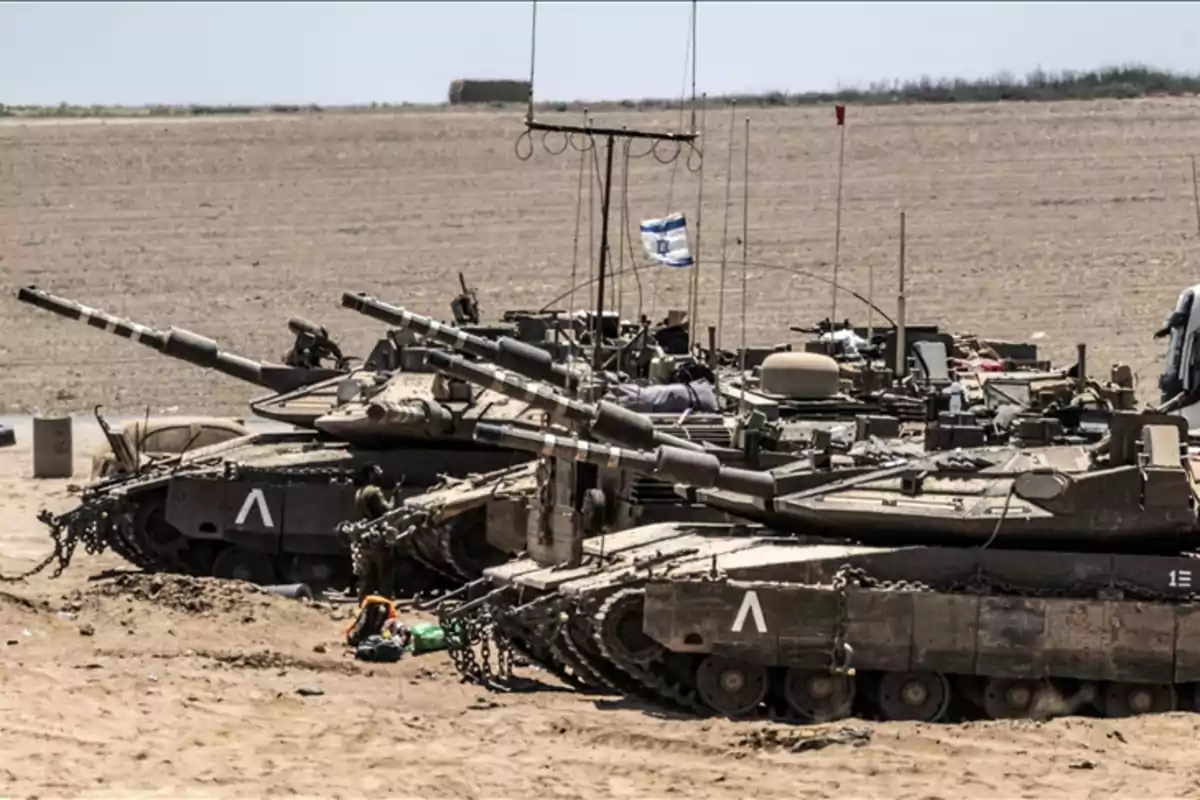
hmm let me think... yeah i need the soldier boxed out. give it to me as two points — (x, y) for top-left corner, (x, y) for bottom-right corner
(354, 463), (397, 601)
(283, 322), (345, 369)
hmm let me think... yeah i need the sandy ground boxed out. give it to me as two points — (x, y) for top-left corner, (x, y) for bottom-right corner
(1, 426), (1200, 798)
(4, 98), (1200, 797)
(2, 98), (1199, 414)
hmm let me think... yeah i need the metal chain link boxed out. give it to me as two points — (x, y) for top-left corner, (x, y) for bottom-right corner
(438, 598), (518, 689)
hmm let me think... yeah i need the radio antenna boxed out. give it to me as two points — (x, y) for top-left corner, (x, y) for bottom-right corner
(829, 104), (848, 333)
(516, 0), (701, 375)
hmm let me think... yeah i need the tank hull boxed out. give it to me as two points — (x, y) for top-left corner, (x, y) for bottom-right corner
(441, 522), (1200, 722)
(45, 429), (536, 592)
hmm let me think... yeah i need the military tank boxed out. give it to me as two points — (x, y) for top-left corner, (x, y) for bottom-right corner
(333, 305), (742, 595)
(433, 404), (1200, 724)
(343, 315), (1072, 605)
(348, 313), (1119, 605)
(14, 287), (592, 591)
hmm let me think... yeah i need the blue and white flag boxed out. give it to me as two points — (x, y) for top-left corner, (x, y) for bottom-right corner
(640, 212), (694, 268)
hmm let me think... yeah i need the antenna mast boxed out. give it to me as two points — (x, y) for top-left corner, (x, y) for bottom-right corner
(518, 0), (701, 376)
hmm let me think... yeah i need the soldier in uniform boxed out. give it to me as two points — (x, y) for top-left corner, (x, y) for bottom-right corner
(283, 320), (346, 369)
(354, 463), (397, 601)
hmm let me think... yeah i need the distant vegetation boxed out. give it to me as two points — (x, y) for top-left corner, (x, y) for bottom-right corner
(3, 65), (1198, 119)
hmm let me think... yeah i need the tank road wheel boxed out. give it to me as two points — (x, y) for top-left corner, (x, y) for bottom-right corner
(695, 655), (768, 718)
(132, 500), (188, 570)
(439, 510), (508, 581)
(212, 546), (277, 586)
(183, 540), (220, 577)
(877, 672), (952, 722)
(1101, 683), (1177, 718)
(981, 678), (1051, 720)
(782, 668), (856, 723)
(282, 554), (351, 593)
(597, 591), (663, 665)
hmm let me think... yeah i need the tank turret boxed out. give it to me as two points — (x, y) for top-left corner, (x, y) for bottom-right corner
(18, 286), (342, 394)
(341, 292), (581, 393)
(475, 408), (1200, 554)
(424, 350), (707, 453)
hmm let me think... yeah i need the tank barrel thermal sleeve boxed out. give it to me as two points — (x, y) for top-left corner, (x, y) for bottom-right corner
(18, 285), (169, 349)
(17, 285), (266, 386)
(474, 423), (777, 497)
(341, 292), (498, 360)
(472, 423), (662, 473)
(340, 292), (579, 392)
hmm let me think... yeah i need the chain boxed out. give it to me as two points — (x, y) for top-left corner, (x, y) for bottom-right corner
(534, 457), (554, 547)
(829, 565), (862, 676)
(340, 510), (423, 580)
(0, 502), (115, 582)
(438, 596), (523, 689)
(945, 564), (1188, 605)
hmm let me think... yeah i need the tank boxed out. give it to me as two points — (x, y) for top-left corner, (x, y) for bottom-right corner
(343, 320), (1115, 603)
(15, 287), (577, 591)
(23, 283), (723, 594)
(336, 340), (745, 594)
(434, 407), (1200, 724)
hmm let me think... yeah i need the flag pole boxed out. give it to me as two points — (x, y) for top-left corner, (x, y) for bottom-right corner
(829, 104), (847, 341)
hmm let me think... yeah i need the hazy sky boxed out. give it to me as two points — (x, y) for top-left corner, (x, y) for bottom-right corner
(2, 1), (1197, 106)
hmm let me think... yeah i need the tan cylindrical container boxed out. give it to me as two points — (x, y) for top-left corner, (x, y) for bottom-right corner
(32, 416), (73, 479)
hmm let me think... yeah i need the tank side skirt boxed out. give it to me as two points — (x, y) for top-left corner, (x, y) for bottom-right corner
(641, 577), (1200, 685)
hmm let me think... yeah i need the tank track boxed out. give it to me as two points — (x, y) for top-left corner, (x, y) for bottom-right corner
(343, 464), (539, 595)
(438, 590), (598, 692)
(445, 565), (1200, 724)
(591, 587), (710, 716)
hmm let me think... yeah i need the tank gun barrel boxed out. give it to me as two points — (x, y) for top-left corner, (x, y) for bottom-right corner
(473, 423), (775, 498)
(19, 285), (169, 348)
(19, 285), (264, 386)
(341, 292), (579, 392)
(427, 350), (706, 453)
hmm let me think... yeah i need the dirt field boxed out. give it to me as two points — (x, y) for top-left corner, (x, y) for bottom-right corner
(3, 98), (1200, 797)
(2, 98), (1198, 414)
(3, 428), (1200, 798)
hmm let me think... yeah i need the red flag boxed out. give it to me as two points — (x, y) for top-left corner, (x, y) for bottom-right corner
(835, 105), (846, 126)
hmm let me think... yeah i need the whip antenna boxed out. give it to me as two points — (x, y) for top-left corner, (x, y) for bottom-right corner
(738, 116), (751, 415)
(829, 104), (848, 336)
(525, 1), (538, 123)
(715, 100), (737, 351)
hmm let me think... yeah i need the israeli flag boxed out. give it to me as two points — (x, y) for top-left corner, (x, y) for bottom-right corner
(640, 212), (694, 268)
